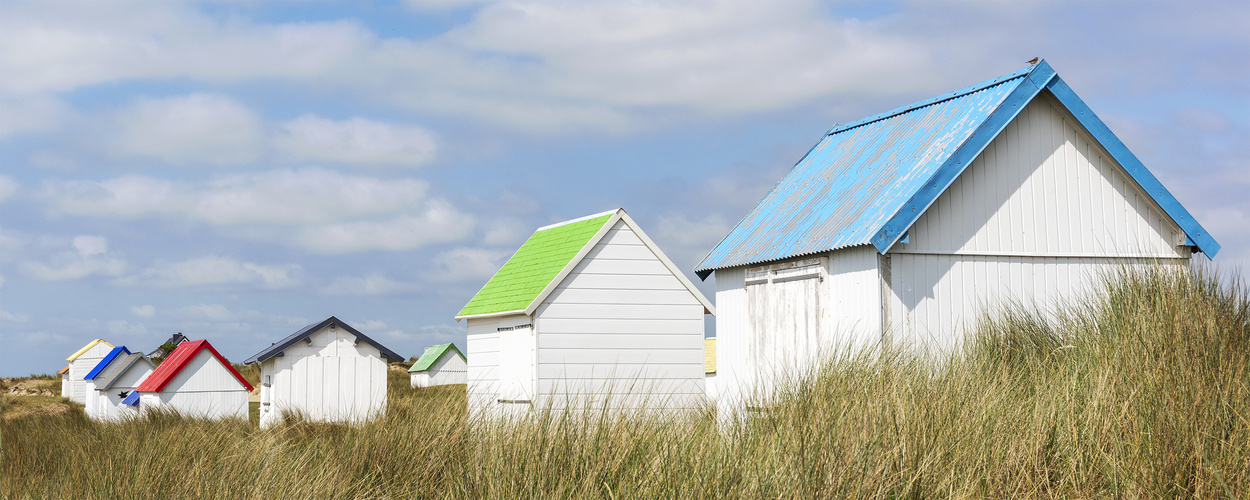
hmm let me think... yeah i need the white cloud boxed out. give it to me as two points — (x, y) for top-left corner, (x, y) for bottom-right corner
(275, 115), (438, 167)
(297, 203), (474, 254)
(107, 320), (148, 336)
(131, 304), (156, 318)
(72, 235), (108, 257)
(0, 175), (17, 203)
(425, 247), (509, 283)
(108, 93), (263, 165)
(22, 236), (126, 281)
(41, 169), (476, 252)
(123, 256), (300, 288)
(0, 2), (374, 96)
(323, 273), (420, 296)
(1, 1), (933, 134)
(0, 94), (74, 139)
(169, 303), (235, 321)
(0, 309), (28, 322)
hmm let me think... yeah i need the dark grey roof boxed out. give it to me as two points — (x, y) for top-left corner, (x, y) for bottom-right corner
(93, 352), (157, 391)
(243, 316), (404, 364)
(146, 333), (188, 357)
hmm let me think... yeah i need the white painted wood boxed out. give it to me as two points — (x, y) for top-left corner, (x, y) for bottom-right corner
(894, 94), (1187, 258)
(469, 217), (710, 419)
(466, 314), (527, 419)
(88, 361), (153, 422)
(411, 349), (468, 388)
(257, 323), (389, 428)
(144, 349), (249, 420)
(712, 95), (1198, 418)
(66, 342), (113, 404)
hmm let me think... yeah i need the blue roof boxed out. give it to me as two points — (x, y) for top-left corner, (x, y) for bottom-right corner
(84, 346), (132, 380)
(696, 60), (1218, 277)
(121, 391), (140, 406)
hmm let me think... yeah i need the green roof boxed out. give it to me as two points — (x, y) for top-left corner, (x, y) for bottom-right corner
(457, 213), (614, 317)
(409, 343), (466, 372)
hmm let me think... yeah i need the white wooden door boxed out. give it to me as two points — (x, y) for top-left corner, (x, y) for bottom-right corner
(497, 325), (534, 403)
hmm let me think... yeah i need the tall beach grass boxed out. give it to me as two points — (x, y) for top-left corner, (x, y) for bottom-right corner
(2, 266), (1246, 498)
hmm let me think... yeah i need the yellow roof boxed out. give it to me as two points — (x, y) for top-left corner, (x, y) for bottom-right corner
(66, 339), (113, 362)
(704, 338), (716, 374)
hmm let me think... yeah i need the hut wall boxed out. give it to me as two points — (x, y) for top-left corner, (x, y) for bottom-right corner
(67, 344), (113, 404)
(259, 325), (386, 428)
(532, 219), (705, 412)
(145, 351), (248, 419)
(412, 353), (467, 388)
(886, 95), (1192, 353)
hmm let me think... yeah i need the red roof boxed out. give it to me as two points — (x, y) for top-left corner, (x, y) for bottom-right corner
(136, 339), (254, 393)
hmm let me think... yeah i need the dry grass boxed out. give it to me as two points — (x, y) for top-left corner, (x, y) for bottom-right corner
(2, 266), (1246, 499)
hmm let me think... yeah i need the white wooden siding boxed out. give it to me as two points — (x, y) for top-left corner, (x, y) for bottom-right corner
(885, 95), (1192, 353)
(411, 352), (468, 388)
(147, 350), (249, 420)
(67, 344), (113, 404)
(888, 254), (1184, 353)
(713, 267), (748, 415)
(532, 220), (705, 412)
(894, 93), (1187, 258)
(88, 363), (152, 422)
(466, 314), (529, 419)
(259, 325), (388, 428)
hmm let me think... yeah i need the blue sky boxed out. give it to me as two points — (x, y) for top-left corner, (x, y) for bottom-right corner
(1, 0), (1246, 377)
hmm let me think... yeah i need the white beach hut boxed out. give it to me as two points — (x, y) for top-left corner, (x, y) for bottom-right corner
(409, 343), (467, 388)
(134, 339), (254, 420)
(244, 317), (404, 429)
(64, 339), (113, 404)
(694, 60), (1221, 413)
(83, 347), (156, 422)
(458, 208), (715, 418)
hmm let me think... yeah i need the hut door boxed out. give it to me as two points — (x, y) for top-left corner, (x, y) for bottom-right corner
(498, 324), (534, 403)
(746, 259), (824, 389)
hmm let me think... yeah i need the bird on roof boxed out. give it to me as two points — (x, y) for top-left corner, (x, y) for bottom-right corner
(1027, 57), (1040, 65)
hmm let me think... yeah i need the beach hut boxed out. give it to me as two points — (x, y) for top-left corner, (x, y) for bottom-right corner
(244, 317), (404, 429)
(458, 208), (715, 418)
(64, 339), (114, 404)
(135, 339), (254, 420)
(409, 343), (467, 388)
(694, 60), (1220, 412)
(83, 347), (156, 422)
(58, 366), (69, 398)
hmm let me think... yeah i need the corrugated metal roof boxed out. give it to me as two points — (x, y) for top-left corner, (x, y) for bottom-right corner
(66, 339), (113, 362)
(697, 68), (1032, 275)
(696, 60), (1220, 277)
(84, 346), (131, 380)
(137, 339), (254, 393)
(243, 316), (404, 364)
(409, 342), (465, 373)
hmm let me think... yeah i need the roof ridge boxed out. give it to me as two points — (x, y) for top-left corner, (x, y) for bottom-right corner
(826, 65), (1034, 136)
(536, 209), (620, 231)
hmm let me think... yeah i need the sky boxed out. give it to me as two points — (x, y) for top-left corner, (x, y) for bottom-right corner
(1, 0), (1247, 377)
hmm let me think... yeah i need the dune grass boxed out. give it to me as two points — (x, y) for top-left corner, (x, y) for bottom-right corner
(2, 266), (1247, 498)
